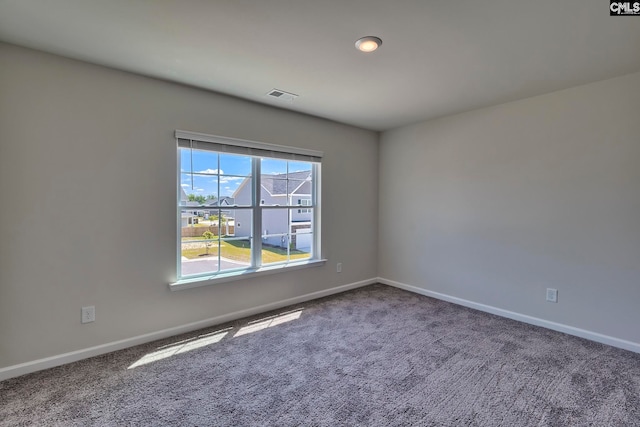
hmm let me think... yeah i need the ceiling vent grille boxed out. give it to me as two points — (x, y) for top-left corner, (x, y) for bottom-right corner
(266, 89), (298, 102)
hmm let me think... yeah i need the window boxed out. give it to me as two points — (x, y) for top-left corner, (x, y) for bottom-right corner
(297, 199), (312, 214)
(176, 130), (322, 283)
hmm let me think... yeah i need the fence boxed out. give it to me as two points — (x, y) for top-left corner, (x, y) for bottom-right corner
(181, 225), (235, 237)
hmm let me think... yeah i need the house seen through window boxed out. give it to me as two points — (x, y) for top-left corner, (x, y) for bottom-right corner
(177, 132), (321, 281)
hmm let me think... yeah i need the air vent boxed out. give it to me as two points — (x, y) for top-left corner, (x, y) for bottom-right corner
(266, 89), (298, 102)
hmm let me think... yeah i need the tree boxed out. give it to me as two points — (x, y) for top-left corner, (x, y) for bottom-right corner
(202, 230), (215, 255)
(187, 193), (207, 204)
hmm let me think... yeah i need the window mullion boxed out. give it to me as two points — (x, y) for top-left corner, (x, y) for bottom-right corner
(190, 144), (194, 190)
(287, 208), (291, 262)
(312, 163), (320, 259)
(177, 151), (183, 280)
(252, 158), (262, 268)
(217, 156), (221, 272)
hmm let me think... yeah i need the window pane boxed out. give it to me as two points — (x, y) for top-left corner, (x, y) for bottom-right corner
(180, 210), (221, 236)
(290, 229), (312, 260)
(179, 148), (192, 173)
(220, 154), (251, 177)
(260, 160), (313, 206)
(179, 173), (193, 206)
(291, 205), (312, 262)
(230, 208), (252, 239)
(180, 209), (252, 276)
(180, 210), (220, 276)
(261, 244), (289, 265)
(261, 208), (289, 265)
(219, 154), (251, 202)
(220, 238), (252, 269)
(261, 208), (288, 240)
(288, 161), (312, 175)
(292, 203), (313, 221)
(288, 179), (311, 200)
(197, 208), (226, 233)
(191, 149), (219, 175)
(231, 178), (252, 206)
(180, 174), (218, 205)
(219, 175), (247, 200)
(261, 178), (287, 205)
(261, 158), (287, 175)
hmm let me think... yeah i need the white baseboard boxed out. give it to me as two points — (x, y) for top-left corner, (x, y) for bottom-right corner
(378, 277), (640, 354)
(0, 278), (377, 382)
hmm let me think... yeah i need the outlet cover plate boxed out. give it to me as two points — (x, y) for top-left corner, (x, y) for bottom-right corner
(82, 306), (95, 323)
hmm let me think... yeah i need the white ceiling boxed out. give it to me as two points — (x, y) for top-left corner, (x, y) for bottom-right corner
(1, 0), (639, 131)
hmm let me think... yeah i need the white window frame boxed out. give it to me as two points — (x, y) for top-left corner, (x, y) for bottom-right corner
(171, 130), (325, 290)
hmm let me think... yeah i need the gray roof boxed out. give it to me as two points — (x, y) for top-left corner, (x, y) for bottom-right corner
(261, 171), (311, 196)
(206, 196), (235, 207)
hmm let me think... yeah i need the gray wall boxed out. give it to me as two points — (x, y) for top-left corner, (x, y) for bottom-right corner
(0, 43), (378, 368)
(379, 72), (640, 344)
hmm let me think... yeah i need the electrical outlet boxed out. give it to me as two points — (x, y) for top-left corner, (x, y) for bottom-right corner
(81, 306), (95, 323)
(546, 288), (558, 303)
(336, 262), (342, 273)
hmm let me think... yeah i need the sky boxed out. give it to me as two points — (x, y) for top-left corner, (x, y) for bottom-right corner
(180, 148), (311, 198)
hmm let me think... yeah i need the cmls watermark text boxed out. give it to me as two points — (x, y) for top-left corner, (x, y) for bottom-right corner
(610, 1), (640, 15)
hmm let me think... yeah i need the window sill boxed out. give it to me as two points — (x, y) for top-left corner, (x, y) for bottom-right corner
(169, 259), (327, 291)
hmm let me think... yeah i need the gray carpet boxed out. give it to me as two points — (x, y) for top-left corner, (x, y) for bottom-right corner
(2, 284), (640, 426)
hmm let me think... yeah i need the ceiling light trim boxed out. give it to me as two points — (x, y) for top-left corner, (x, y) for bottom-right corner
(355, 36), (382, 53)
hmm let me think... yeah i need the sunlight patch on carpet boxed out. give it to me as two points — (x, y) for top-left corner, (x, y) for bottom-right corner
(128, 329), (230, 369)
(234, 309), (303, 337)
(127, 308), (304, 369)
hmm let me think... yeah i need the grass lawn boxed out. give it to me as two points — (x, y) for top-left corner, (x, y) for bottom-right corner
(181, 237), (309, 264)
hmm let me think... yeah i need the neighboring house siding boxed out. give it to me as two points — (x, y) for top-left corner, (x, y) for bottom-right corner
(232, 172), (312, 249)
(290, 196), (312, 223)
(262, 207), (289, 247)
(233, 179), (252, 237)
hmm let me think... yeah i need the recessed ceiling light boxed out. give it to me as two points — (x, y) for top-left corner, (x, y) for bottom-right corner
(355, 36), (382, 53)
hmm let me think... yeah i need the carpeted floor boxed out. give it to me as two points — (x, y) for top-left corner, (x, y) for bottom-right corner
(2, 284), (640, 426)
